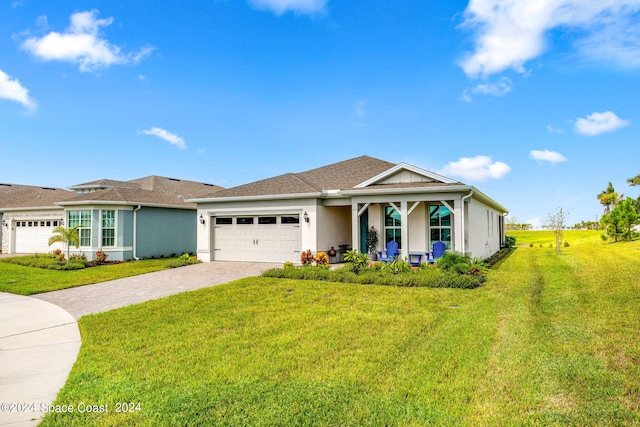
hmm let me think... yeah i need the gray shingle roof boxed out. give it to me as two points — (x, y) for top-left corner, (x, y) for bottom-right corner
(201, 156), (397, 198)
(0, 184), (74, 209)
(62, 176), (224, 207)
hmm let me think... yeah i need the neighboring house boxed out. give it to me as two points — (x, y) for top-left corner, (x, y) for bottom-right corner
(189, 156), (509, 264)
(1, 177), (223, 260)
(0, 184), (73, 254)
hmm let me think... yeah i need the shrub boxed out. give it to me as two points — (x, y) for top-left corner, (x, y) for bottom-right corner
(436, 252), (472, 275)
(503, 235), (517, 248)
(95, 251), (108, 264)
(563, 240), (570, 247)
(381, 258), (412, 274)
(300, 250), (314, 266)
(315, 251), (329, 266)
(343, 250), (370, 273)
(48, 260), (87, 270)
(283, 261), (296, 269)
(165, 253), (202, 269)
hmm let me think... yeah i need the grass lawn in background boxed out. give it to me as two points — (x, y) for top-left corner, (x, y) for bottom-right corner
(0, 258), (173, 295)
(40, 231), (640, 426)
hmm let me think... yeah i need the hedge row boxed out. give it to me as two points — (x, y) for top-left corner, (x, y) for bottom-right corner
(262, 265), (484, 289)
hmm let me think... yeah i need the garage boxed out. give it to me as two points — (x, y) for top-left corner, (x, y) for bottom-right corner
(212, 214), (301, 263)
(13, 219), (64, 254)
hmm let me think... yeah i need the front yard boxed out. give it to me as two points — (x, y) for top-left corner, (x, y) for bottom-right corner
(39, 232), (640, 426)
(0, 258), (173, 295)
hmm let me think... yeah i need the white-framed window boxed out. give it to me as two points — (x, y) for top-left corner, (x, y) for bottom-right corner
(429, 204), (452, 250)
(384, 205), (402, 248)
(102, 210), (116, 247)
(68, 210), (92, 246)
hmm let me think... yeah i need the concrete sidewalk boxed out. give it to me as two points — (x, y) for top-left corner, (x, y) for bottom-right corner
(0, 293), (80, 427)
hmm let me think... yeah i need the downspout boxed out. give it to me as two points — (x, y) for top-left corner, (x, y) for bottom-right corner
(133, 205), (141, 260)
(460, 190), (473, 256)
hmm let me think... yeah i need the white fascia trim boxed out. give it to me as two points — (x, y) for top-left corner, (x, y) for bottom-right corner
(56, 201), (196, 210)
(469, 187), (509, 214)
(354, 163), (457, 188)
(342, 185), (472, 196)
(1, 206), (64, 212)
(187, 192), (323, 204)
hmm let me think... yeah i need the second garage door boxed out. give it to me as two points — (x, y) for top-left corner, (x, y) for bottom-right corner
(212, 214), (301, 263)
(14, 219), (64, 254)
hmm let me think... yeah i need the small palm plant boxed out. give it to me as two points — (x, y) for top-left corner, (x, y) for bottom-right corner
(48, 226), (80, 262)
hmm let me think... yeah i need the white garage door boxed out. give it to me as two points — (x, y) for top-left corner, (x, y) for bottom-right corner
(213, 214), (301, 263)
(14, 220), (64, 254)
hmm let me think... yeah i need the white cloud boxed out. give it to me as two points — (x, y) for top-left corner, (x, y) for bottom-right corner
(439, 155), (511, 181)
(546, 125), (564, 134)
(574, 111), (630, 136)
(463, 77), (513, 101)
(459, 0), (640, 78)
(530, 149), (567, 163)
(21, 10), (152, 72)
(141, 127), (187, 150)
(247, 0), (327, 15)
(0, 69), (36, 109)
(353, 99), (368, 118)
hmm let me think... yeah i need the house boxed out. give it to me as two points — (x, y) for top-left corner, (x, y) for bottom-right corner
(189, 156), (508, 263)
(1, 177), (223, 260)
(0, 184), (73, 254)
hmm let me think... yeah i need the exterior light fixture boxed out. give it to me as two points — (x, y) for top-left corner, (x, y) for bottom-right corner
(1, 220), (6, 227)
(199, 214), (205, 225)
(303, 211), (309, 223)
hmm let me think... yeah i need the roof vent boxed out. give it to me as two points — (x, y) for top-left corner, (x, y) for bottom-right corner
(168, 178), (180, 182)
(0, 183), (12, 187)
(178, 195), (183, 199)
(42, 187), (57, 190)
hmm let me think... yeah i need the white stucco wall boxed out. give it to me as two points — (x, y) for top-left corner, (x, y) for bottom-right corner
(316, 206), (351, 253)
(467, 198), (503, 258)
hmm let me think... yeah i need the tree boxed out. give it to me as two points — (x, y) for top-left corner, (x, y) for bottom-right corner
(600, 198), (639, 242)
(547, 207), (567, 255)
(627, 173), (640, 186)
(48, 226), (80, 261)
(597, 182), (623, 215)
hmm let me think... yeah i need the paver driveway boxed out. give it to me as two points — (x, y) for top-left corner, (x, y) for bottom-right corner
(34, 261), (277, 320)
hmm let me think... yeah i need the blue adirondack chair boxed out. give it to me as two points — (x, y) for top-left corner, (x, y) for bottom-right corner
(426, 241), (446, 263)
(378, 240), (399, 262)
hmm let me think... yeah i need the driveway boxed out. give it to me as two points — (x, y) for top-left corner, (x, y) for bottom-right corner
(35, 261), (277, 320)
(1, 261), (276, 426)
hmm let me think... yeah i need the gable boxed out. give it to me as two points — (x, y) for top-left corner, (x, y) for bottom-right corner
(355, 163), (458, 188)
(376, 170), (438, 185)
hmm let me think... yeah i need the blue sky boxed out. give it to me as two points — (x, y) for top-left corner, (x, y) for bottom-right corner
(2, 0), (640, 227)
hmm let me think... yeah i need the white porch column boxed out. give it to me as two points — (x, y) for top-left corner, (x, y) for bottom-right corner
(453, 197), (464, 254)
(400, 201), (408, 259)
(351, 203), (359, 253)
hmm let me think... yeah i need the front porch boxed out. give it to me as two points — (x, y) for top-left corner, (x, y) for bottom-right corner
(349, 195), (468, 260)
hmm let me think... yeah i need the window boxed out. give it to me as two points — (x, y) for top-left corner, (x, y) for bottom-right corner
(258, 216), (277, 225)
(28, 221), (33, 227)
(46, 221), (51, 226)
(102, 210), (115, 247)
(68, 210), (92, 246)
(384, 205), (402, 248)
(281, 215), (300, 224)
(429, 205), (452, 250)
(53, 220), (59, 227)
(16, 222), (21, 227)
(215, 217), (233, 225)
(237, 217), (254, 225)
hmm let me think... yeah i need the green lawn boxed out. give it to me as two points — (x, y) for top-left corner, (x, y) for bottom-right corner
(41, 234), (640, 426)
(0, 258), (173, 295)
